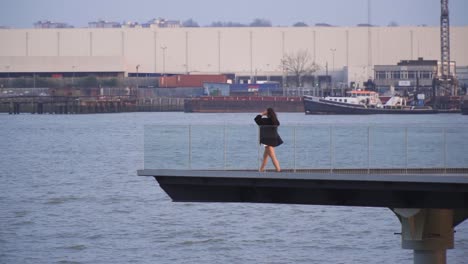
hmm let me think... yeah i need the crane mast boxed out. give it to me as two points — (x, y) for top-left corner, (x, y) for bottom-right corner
(439, 0), (454, 96)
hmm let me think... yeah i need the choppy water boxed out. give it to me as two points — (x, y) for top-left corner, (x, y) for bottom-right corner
(1, 112), (467, 264)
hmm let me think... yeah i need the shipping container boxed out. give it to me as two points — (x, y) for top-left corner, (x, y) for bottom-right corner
(230, 83), (281, 95)
(159, 76), (179, 87)
(153, 87), (205, 97)
(160, 74), (227, 88)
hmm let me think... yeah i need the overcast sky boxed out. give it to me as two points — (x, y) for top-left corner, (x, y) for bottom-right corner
(1, 0), (467, 28)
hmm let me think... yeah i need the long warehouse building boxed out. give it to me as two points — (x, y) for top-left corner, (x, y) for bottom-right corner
(0, 26), (467, 84)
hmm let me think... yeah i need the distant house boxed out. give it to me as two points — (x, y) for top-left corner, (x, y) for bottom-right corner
(88, 20), (121, 28)
(142, 18), (181, 28)
(34, 20), (73, 29)
(121, 21), (141, 28)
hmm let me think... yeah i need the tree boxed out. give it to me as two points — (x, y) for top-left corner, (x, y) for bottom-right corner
(280, 50), (319, 87)
(388, 21), (399, 27)
(293, 22), (308, 27)
(183, 18), (199, 27)
(210, 21), (246, 27)
(249, 18), (271, 27)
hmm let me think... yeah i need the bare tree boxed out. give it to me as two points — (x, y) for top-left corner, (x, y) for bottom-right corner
(293, 22), (308, 27)
(280, 50), (319, 87)
(249, 18), (272, 27)
(183, 18), (199, 27)
(210, 21), (246, 27)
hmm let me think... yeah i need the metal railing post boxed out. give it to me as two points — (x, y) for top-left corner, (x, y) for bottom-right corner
(443, 128), (447, 174)
(293, 126), (297, 172)
(188, 125), (192, 169)
(224, 124), (227, 170)
(405, 127), (408, 174)
(367, 126), (370, 174)
(330, 126), (333, 173)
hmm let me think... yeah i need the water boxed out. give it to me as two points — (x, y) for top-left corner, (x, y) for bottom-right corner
(1, 112), (467, 264)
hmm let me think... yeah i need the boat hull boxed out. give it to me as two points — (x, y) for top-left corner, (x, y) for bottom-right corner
(303, 96), (449, 114)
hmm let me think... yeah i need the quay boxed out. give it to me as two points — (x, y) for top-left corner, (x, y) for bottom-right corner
(0, 95), (184, 114)
(139, 124), (468, 264)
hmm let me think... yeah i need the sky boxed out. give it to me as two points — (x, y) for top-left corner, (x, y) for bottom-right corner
(0, 0), (467, 28)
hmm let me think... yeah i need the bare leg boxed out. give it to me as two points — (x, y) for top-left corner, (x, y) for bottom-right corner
(259, 147), (269, 172)
(268, 146), (281, 172)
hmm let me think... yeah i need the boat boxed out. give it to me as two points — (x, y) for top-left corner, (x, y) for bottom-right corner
(303, 90), (445, 114)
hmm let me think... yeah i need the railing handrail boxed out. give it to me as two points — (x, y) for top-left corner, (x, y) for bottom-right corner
(144, 124), (468, 173)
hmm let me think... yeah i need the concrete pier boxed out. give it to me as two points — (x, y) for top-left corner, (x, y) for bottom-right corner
(138, 169), (468, 264)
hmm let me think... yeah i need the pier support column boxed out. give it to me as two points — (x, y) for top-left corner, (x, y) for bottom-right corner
(392, 208), (454, 264)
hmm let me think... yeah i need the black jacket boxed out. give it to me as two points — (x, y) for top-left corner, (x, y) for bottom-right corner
(254, 115), (283, 147)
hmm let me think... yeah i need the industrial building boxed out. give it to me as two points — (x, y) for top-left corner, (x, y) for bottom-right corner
(0, 26), (467, 86)
(374, 58), (448, 96)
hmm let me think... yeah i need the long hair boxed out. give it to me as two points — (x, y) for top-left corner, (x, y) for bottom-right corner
(267, 108), (279, 125)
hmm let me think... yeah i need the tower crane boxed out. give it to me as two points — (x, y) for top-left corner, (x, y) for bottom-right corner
(438, 0), (456, 96)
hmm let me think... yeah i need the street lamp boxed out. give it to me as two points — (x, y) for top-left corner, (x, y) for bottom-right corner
(330, 49), (336, 91)
(72, 65), (76, 87)
(266, 64), (270, 81)
(5, 66), (10, 88)
(160, 46), (167, 76)
(330, 48), (336, 71)
(136, 64), (140, 89)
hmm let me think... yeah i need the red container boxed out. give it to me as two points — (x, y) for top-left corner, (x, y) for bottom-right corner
(160, 75), (227, 88)
(160, 76), (179, 87)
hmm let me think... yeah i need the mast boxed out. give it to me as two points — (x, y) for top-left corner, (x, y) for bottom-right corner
(440, 0), (452, 95)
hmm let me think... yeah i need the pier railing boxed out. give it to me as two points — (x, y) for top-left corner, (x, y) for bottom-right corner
(144, 124), (468, 173)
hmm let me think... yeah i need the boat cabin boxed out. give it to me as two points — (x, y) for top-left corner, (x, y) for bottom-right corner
(324, 90), (382, 107)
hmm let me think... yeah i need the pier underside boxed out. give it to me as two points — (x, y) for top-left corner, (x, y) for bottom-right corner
(138, 169), (468, 264)
(139, 169), (468, 208)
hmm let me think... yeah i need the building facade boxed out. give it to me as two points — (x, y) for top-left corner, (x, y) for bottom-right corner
(374, 58), (438, 94)
(0, 26), (467, 85)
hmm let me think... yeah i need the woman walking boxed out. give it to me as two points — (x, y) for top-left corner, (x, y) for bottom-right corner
(254, 108), (283, 172)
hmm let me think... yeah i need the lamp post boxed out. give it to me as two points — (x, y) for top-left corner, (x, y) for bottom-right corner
(330, 48), (336, 71)
(72, 65), (76, 87)
(330, 49), (336, 91)
(266, 64), (270, 81)
(5, 66), (10, 88)
(161, 46), (167, 76)
(136, 64), (140, 89)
